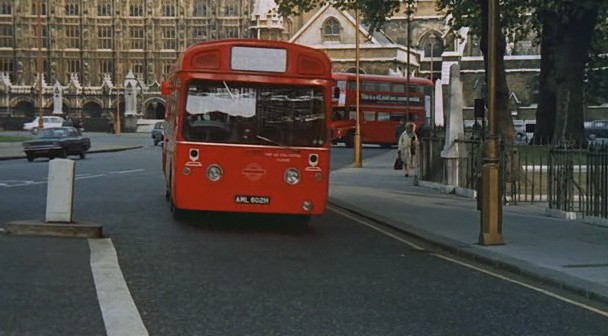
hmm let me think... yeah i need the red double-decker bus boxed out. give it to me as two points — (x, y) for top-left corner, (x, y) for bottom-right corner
(331, 73), (434, 147)
(161, 39), (333, 225)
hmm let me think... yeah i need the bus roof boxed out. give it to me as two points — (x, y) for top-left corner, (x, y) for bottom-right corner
(170, 39), (332, 79)
(332, 72), (433, 86)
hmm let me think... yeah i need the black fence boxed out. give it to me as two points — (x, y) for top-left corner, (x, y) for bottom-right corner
(419, 135), (608, 219)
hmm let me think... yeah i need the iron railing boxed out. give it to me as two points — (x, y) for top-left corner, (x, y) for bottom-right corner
(418, 136), (608, 219)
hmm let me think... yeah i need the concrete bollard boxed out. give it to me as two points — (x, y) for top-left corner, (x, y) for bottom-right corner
(46, 158), (75, 223)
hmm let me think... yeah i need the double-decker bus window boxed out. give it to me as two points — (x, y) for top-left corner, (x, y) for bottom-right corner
(377, 82), (390, 92)
(409, 113), (419, 121)
(377, 112), (390, 121)
(183, 80), (326, 147)
(364, 111), (376, 121)
(332, 108), (347, 120)
(392, 83), (406, 93)
(390, 114), (406, 121)
(363, 81), (375, 91)
(348, 109), (357, 120)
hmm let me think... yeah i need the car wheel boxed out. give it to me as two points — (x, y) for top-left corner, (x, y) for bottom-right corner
(26, 153), (35, 162)
(79, 151), (86, 159)
(31, 128), (38, 135)
(344, 131), (355, 148)
(59, 149), (68, 159)
(154, 140), (159, 146)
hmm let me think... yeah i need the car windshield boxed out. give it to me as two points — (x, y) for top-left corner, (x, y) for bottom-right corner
(182, 80), (327, 147)
(39, 128), (70, 138)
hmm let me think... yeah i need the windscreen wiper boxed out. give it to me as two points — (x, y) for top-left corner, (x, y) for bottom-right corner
(256, 135), (300, 153)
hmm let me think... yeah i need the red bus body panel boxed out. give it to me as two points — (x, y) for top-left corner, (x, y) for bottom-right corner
(163, 39), (333, 216)
(171, 144), (330, 215)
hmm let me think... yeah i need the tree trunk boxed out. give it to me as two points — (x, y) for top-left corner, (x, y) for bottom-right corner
(479, 0), (515, 143)
(553, 4), (600, 145)
(533, 11), (558, 145)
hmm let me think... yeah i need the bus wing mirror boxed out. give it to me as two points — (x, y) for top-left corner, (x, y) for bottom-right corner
(161, 81), (174, 96)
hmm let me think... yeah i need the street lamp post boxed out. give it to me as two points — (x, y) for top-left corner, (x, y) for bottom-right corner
(353, 8), (362, 168)
(36, 0), (44, 129)
(479, 0), (504, 245)
(429, 34), (437, 129)
(406, 2), (412, 121)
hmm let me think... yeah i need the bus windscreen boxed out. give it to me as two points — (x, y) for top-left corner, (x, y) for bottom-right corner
(183, 80), (327, 147)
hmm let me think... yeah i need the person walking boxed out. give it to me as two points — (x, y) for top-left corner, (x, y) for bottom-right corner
(398, 122), (418, 177)
(395, 118), (407, 143)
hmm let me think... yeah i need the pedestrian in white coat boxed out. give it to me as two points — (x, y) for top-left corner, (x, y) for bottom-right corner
(397, 122), (418, 177)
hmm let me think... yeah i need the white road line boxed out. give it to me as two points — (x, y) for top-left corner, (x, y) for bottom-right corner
(431, 253), (608, 318)
(330, 206), (608, 318)
(329, 206), (424, 250)
(75, 174), (107, 180)
(89, 239), (149, 336)
(109, 169), (145, 174)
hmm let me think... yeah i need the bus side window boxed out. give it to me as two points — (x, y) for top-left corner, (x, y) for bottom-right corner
(364, 112), (376, 121)
(409, 113), (419, 121)
(377, 112), (390, 121)
(348, 110), (357, 120)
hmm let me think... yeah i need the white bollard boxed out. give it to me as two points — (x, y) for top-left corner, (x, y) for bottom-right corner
(46, 158), (75, 223)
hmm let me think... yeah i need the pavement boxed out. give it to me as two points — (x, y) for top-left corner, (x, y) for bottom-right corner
(2, 132), (608, 306)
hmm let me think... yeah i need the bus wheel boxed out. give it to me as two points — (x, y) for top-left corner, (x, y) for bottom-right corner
(170, 199), (187, 221)
(344, 132), (355, 148)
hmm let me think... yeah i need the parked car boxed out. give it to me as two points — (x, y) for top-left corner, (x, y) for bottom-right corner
(151, 121), (166, 146)
(22, 127), (91, 162)
(23, 116), (65, 134)
(585, 120), (608, 146)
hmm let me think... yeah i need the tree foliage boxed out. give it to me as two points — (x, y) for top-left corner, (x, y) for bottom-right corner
(275, 0), (407, 32)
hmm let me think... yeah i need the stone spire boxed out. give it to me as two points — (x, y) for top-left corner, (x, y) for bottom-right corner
(251, 0), (284, 39)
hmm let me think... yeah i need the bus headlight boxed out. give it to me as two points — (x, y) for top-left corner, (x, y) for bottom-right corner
(284, 168), (300, 185)
(206, 164), (223, 182)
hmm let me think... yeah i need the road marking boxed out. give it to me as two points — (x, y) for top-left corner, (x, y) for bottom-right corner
(109, 169), (145, 174)
(330, 206), (608, 318)
(432, 253), (608, 318)
(1, 170), (145, 188)
(75, 174), (107, 180)
(89, 239), (149, 336)
(329, 206), (424, 251)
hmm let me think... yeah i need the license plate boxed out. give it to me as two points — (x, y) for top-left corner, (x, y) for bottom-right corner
(234, 195), (271, 205)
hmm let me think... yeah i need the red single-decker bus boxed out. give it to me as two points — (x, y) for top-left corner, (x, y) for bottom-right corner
(161, 39), (334, 226)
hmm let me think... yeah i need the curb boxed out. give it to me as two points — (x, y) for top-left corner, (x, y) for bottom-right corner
(0, 146), (143, 161)
(328, 197), (608, 306)
(6, 220), (103, 238)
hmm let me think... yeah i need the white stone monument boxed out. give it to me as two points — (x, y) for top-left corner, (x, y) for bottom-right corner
(52, 81), (63, 115)
(124, 70), (140, 116)
(440, 63), (467, 187)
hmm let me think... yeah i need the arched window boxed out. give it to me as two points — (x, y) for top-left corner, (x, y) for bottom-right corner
(0, 1), (12, 15)
(322, 17), (341, 42)
(422, 34), (443, 57)
(323, 17), (341, 36)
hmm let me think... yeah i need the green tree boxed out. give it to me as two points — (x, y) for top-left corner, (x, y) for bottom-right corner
(276, 0), (404, 32)
(532, 0), (604, 144)
(437, 0), (524, 142)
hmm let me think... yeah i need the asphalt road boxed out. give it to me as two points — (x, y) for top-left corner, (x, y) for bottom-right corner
(1, 139), (607, 335)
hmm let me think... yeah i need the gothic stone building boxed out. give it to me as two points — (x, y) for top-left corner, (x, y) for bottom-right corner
(0, 0), (604, 130)
(0, 0), (290, 127)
